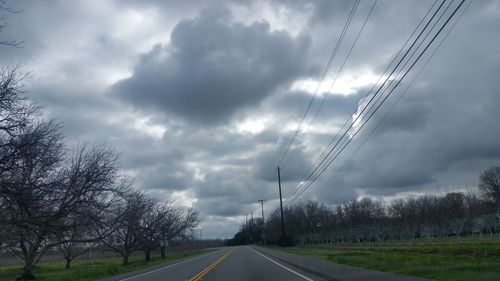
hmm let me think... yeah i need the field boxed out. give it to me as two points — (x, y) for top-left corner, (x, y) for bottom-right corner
(0, 249), (211, 281)
(278, 235), (500, 281)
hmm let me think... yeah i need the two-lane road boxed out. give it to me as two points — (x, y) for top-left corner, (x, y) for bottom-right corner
(102, 246), (430, 281)
(199, 246), (318, 281)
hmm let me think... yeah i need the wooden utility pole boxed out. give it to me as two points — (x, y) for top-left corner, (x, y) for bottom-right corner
(258, 199), (265, 222)
(278, 166), (285, 244)
(258, 199), (267, 245)
(251, 211), (254, 232)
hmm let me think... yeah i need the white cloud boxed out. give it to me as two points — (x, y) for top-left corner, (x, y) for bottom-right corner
(291, 70), (382, 96)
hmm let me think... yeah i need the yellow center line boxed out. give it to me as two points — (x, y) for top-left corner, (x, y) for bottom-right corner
(188, 248), (235, 281)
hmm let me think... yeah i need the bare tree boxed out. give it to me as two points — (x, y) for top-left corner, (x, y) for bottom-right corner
(0, 121), (63, 280)
(57, 216), (92, 269)
(0, 66), (36, 256)
(0, 67), (36, 136)
(54, 145), (129, 269)
(0, 0), (24, 48)
(479, 166), (500, 213)
(137, 201), (174, 262)
(101, 192), (156, 265)
(159, 206), (199, 257)
(0, 130), (125, 280)
(440, 192), (470, 243)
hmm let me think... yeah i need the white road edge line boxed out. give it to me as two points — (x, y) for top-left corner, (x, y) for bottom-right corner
(118, 250), (218, 281)
(247, 246), (314, 281)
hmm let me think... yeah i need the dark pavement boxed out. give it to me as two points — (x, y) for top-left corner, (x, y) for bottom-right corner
(100, 248), (231, 281)
(101, 246), (431, 281)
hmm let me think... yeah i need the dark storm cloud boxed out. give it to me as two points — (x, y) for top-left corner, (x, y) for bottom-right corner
(195, 167), (252, 199)
(138, 163), (194, 191)
(112, 5), (312, 125)
(253, 142), (313, 183)
(271, 0), (356, 25)
(193, 166), (278, 216)
(195, 197), (243, 217)
(370, 94), (430, 134)
(118, 140), (196, 191)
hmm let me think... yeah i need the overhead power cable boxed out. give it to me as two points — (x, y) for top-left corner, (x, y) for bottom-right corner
(281, 0), (378, 168)
(277, 0), (360, 168)
(284, 0), (444, 203)
(285, 0), (464, 205)
(319, 0), (473, 193)
(284, 0), (467, 206)
(286, 0), (467, 205)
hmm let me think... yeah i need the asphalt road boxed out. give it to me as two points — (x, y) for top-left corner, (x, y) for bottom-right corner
(101, 246), (430, 281)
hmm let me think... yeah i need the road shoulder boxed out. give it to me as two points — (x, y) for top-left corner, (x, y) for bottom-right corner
(253, 246), (432, 281)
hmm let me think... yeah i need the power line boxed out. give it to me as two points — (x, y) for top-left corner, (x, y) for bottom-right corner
(277, 0), (360, 167)
(307, 0), (379, 132)
(319, 0), (473, 195)
(284, 0), (445, 203)
(287, 0), (467, 205)
(285, 0), (467, 206)
(281, 0), (378, 168)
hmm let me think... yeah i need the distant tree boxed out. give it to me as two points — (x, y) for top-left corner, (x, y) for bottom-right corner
(101, 192), (154, 265)
(479, 166), (500, 212)
(138, 201), (179, 262)
(159, 207), (199, 257)
(415, 196), (441, 240)
(440, 192), (470, 241)
(265, 209), (283, 243)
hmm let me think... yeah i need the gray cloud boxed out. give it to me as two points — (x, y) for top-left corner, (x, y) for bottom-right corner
(253, 141), (312, 183)
(112, 5), (312, 125)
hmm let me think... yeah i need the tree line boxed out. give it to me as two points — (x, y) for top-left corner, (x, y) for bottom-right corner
(0, 68), (200, 280)
(230, 167), (500, 246)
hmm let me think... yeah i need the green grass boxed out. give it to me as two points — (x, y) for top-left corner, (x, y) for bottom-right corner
(0, 249), (211, 281)
(276, 237), (500, 281)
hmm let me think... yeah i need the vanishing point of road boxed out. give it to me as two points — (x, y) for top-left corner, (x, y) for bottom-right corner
(102, 246), (430, 281)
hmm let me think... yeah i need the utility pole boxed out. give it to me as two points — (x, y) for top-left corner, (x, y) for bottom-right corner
(245, 214), (248, 229)
(258, 199), (265, 222)
(251, 211), (254, 232)
(258, 199), (267, 245)
(277, 166), (285, 245)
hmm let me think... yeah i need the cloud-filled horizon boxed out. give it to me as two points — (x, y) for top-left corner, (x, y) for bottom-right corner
(1, 0), (499, 239)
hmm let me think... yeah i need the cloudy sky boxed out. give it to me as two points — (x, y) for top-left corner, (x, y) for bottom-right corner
(1, 0), (499, 238)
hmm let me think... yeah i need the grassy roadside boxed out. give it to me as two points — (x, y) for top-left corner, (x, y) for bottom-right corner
(274, 238), (500, 281)
(0, 249), (211, 281)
